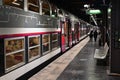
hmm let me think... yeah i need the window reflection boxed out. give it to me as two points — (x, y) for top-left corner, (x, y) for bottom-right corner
(29, 47), (40, 59)
(51, 4), (58, 17)
(28, 0), (39, 12)
(29, 36), (39, 47)
(42, 43), (49, 53)
(6, 51), (24, 69)
(5, 38), (24, 53)
(5, 37), (25, 72)
(42, 34), (50, 54)
(52, 33), (58, 49)
(42, 34), (50, 43)
(28, 35), (40, 61)
(42, 0), (50, 15)
(28, 0), (39, 5)
(52, 34), (58, 41)
(52, 41), (58, 49)
(3, 0), (24, 9)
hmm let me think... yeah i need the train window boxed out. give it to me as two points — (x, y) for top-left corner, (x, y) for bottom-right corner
(42, 0), (50, 16)
(52, 33), (58, 50)
(51, 4), (58, 17)
(42, 34), (50, 55)
(28, 35), (40, 61)
(28, 0), (39, 12)
(6, 51), (24, 69)
(3, 0), (24, 9)
(5, 37), (25, 72)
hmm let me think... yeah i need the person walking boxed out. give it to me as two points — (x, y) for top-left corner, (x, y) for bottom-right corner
(93, 30), (98, 42)
(89, 30), (93, 40)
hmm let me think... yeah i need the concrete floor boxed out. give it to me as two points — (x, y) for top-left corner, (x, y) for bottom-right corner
(29, 37), (120, 80)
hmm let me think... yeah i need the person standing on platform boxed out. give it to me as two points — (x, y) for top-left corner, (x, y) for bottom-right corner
(89, 30), (93, 40)
(93, 30), (98, 42)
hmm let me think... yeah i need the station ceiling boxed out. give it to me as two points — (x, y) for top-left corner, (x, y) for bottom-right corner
(48, 0), (111, 25)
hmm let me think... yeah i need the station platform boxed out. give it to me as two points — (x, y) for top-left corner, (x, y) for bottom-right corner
(29, 37), (120, 80)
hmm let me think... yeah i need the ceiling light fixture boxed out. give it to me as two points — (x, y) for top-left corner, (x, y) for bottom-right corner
(84, 4), (90, 8)
(12, 0), (20, 6)
(87, 9), (101, 14)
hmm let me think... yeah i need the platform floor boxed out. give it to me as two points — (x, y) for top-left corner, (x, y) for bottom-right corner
(29, 37), (120, 80)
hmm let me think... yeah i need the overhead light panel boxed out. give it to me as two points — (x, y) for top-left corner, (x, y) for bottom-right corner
(87, 9), (101, 14)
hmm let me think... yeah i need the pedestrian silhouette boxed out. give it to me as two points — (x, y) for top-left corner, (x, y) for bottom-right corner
(89, 30), (93, 40)
(93, 30), (98, 42)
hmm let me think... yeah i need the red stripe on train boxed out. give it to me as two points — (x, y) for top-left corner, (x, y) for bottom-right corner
(0, 31), (61, 38)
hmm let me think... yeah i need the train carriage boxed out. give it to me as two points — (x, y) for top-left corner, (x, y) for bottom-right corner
(0, 0), (91, 79)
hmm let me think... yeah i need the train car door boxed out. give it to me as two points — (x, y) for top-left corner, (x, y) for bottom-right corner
(61, 20), (66, 52)
(67, 18), (72, 47)
(61, 18), (72, 52)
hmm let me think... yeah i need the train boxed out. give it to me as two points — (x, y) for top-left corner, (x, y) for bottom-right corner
(0, 0), (92, 80)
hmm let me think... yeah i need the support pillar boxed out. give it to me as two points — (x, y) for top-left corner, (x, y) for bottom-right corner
(100, 6), (108, 46)
(110, 0), (120, 75)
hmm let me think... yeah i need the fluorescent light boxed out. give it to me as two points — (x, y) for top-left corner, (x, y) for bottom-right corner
(12, 0), (20, 6)
(12, 2), (20, 5)
(51, 15), (55, 17)
(108, 8), (111, 13)
(87, 9), (101, 14)
(84, 4), (90, 8)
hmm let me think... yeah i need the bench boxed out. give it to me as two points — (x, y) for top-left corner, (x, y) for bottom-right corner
(94, 43), (109, 59)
